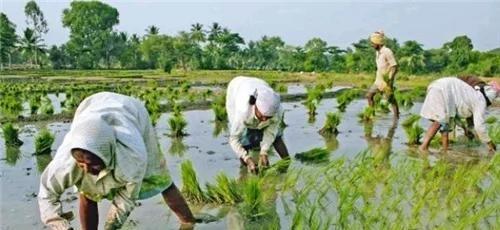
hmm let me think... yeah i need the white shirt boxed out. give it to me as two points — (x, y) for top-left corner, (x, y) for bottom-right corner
(226, 76), (283, 159)
(374, 46), (398, 91)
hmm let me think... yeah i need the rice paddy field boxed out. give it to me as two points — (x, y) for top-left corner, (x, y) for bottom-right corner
(1, 73), (499, 230)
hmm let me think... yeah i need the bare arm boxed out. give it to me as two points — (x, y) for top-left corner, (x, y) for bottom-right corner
(79, 194), (98, 230)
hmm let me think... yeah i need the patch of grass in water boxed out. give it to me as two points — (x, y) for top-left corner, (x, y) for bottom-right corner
(34, 128), (55, 155)
(180, 160), (207, 203)
(2, 123), (23, 146)
(168, 105), (187, 137)
(402, 114), (424, 145)
(294, 148), (330, 163)
(336, 89), (360, 112)
(318, 112), (341, 138)
(358, 106), (376, 122)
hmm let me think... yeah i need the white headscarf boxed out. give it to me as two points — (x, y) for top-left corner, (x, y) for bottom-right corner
(255, 87), (281, 117)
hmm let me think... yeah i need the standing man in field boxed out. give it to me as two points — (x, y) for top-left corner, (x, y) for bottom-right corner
(226, 76), (290, 174)
(366, 30), (400, 118)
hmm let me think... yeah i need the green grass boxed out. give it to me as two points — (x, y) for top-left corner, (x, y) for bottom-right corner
(488, 122), (500, 144)
(205, 172), (242, 204)
(239, 177), (267, 220)
(402, 114), (424, 145)
(318, 112), (342, 137)
(180, 160), (207, 203)
(34, 128), (55, 155)
(294, 148), (330, 163)
(2, 123), (23, 146)
(168, 112), (187, 138)
(336, 89), (360, 112)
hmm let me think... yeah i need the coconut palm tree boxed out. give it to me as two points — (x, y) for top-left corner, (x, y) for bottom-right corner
(190, 23), (205, 42)
(18, 28), (46, 66)
(146, 25), (159, 36)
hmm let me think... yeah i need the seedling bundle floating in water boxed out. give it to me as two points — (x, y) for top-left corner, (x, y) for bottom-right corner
(34, 129), (55, 155)
(336, 89), (360, 112)
(211, 94), (227, 122)
(319, 112), (341, 137)
(294, 148), (330, 163)
(2, 123), (23, 146)
(358, 106), (376, 122)
(402, 114), (424, 145)
(168, 103), (187, 137)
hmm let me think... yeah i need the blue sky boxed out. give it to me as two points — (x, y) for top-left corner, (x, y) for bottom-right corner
(2, 0), (499, 51)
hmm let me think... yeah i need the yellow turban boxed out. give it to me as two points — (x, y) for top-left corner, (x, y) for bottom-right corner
(370, 31), (385, 45)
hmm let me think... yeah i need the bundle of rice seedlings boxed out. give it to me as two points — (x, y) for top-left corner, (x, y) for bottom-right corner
(395, 91), (414, 110)
(212, 120), (228, 137)
(180, 160), (206, 203)
(2, 123), (23, 146)
(34, 129), (55, 155)
(336, 89), (359, 112)
(304, 86), (324, 117)
(29, 95), (41, 115)
(205, 172), (242, 204)
(5, 145), (21, 166)
(38, 96), (54, 115)
(211, 103), (227, 122)
(168, 113), (187, 137)
(263, 158), (291, 176)
(271, 82), (288, 93)
(239, 177), (267, 220)
(294, 148), (330, 163)
(402, 114), (424, 145)
(358, 107), (376, 122)
(319, 112), (341, 137)
(374, 94), (390, 114)
(488, 122), (500, 144)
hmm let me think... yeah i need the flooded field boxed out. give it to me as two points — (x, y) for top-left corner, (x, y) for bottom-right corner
(1, 84), (499, 229)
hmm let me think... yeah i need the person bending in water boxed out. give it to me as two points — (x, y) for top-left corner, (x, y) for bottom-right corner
(366, 30), (400, 119)
(38, 92), (197, 230)
(226, 76), (290, 174)
(419, 77), (499, 153)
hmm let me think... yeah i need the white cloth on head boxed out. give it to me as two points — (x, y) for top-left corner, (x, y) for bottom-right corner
(226, 76), (284, 159)
(38, 92), (171, 230)
(420, 77), (491, 143)
(255, 87), (281, 117)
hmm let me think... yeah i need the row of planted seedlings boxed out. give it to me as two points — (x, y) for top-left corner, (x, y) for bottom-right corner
(1, 122), (56, 172)
(279, 149), (500, 229)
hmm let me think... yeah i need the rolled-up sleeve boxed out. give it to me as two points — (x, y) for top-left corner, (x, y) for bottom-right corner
(473, 104), (491, 143)
(229, 118), (248, 159)
(38, 161), (80, 230)
(104, 182), (141, 230)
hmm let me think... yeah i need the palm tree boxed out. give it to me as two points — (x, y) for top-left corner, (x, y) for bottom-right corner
(190, 23), (205, 42)
(18, 28), (46, 66)
(208, 22), (222, 41)
(146, 25), (159, 36)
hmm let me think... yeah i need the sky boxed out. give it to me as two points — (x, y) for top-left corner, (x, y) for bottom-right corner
(2, 0), (500, 51)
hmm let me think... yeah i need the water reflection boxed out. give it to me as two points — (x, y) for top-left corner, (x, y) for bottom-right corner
(35, 154), (53, 172)
(169, 138), (187, 157)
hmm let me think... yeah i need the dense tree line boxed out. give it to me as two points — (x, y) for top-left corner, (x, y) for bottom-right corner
(1, 1), (499, 76)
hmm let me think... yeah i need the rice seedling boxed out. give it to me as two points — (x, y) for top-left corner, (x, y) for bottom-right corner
(271, 82), (288, 93)
(168, 104), (187, 137)
(35, 154), (53, 172)
(336, 89), (359, 112)
(373, 94), (390, 114)
(304, 85), (324, 117)
(205, 172), (242, 204)
(318, 112), (341, 137)
(38, 96), (54, 115)
(239, 177), (267, 220)
(262, 158), (291, 176)
(294, 148), (330, 163)
(212, 120), (228, 137)
(485, 116), (497, 124)
(488, 122), (500, 143)
(402, 114), (424, 145)
(2, 123), (23, 146)
(0, 95), (23, 119)
(143, 93), (161, 125)
(180, 160), (207, 203)
(29, 95), (41, 115)
(211, 102), (227, 122)
(358, 106), (376, 122)
(34, 129), (55, 155)
(168, 138), (187, 156)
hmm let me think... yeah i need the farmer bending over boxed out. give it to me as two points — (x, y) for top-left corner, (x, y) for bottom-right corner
(419, 77), (499, 153)
(366, 30), (400, 118)
(38, 92), (196, 230)
(226, 76), (290, 174)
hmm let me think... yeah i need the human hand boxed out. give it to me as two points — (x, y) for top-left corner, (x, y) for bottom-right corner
(245, 157), (258, 174)
(259, 154), (269, 168)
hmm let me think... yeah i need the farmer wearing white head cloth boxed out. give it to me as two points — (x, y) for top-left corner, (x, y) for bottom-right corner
(366, 30), (400, 118)
(419, 76), (500, 153)
(38, 92), (198, 230)
(226, 76), (290, 174)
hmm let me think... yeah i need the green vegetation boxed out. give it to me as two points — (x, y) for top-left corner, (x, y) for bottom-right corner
(180, 160), (207, 203)
(2, 123), (23, 146)
(38, 96), (54, 115)
(34, 128), (54, 155)
(402, 114), (424, 145)
(211, 94), (227, 122)
(336, 89), (360, 112)
(294, 148), (330, 163)
(304, 85), (324, 119)
(318, 112), (341, 137)
(168, 104), (187, 137)
(358, 106), (376, 122)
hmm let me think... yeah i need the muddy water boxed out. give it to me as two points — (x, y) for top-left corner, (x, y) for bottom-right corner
(1, 97), (498, 230)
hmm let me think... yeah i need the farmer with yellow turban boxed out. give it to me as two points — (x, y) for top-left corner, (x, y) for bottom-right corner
(366, 30), (400, 118)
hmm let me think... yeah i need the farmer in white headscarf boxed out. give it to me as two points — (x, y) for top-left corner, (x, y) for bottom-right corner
(419, 77), (499, 153)
(226, 76), (290, 174)
(366, 30), (400, 118)
(38, 92), (197, 230)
